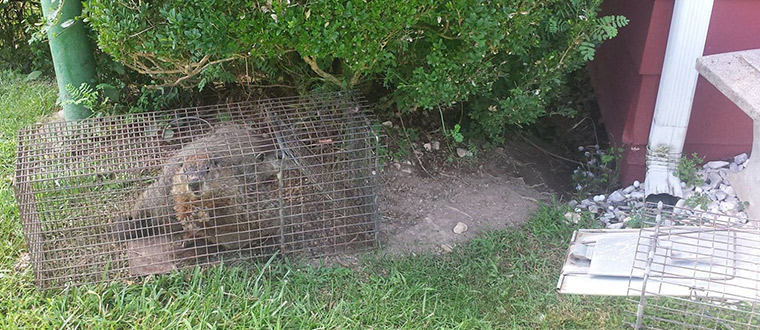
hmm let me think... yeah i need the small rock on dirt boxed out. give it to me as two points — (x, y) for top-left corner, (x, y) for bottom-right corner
(423, 143), (432, 151)
(453, 222), (468, 234)
(440, 243), (454, 253)
(382, 121), (393, 128)
(431, 140), (440, 150)
(456, 148), (473, 158)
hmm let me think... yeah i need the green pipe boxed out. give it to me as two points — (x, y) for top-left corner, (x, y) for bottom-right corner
(40, 0), (96, 121)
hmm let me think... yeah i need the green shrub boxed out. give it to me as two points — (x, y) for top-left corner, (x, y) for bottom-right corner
(84, 0), (626, 139)
(0, 1), (53, 72)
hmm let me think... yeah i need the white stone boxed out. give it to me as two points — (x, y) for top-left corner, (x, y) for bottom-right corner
(456, 148), (472, 158)
(622, 185), (635, 194)
(735, 153), (749, 165)
(453, 222), (468, 234)
(580, 199), (595, 207)
(720, 184), (736, 197)
(564, 212), (580, 224)
(606, 222), (625, 229)
(680, 181), (687, 188)
(729, 163), (741, 173)
(431, 140), (440, 150)
(704, 160), (730, 169)
(568, 200), (578, 208)
(423, 143), (432, 151)
(588, 205), (599, 213)
(633, 180), (641, 188)
(719, 169), (730, 182)
(720, 200), (738, 213)
(707, 172), (723, 189)
(608, 191), (625, 203)
(715, 191), (728, 201)
(630, 191), (646, 199)
(695, 186), (703, 193)
(382, 121), (393, 128)
(674, 199), (686, 214)
(593, 195), (606, 202)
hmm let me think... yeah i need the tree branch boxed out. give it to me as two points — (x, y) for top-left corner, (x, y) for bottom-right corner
(302, 55), (342, 86)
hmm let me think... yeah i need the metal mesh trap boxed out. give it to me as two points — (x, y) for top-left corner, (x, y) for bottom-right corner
(14, 91), (382, 289)
(627, 202), (760, 329)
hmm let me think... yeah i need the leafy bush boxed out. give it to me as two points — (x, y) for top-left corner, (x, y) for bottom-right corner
(84, 0), (626, 139)
(0, 0), (53, 72)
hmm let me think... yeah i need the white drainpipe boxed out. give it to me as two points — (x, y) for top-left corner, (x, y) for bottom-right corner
(644, 0), (715, 199)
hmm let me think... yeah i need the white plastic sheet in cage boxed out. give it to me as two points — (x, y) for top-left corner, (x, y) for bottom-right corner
(558, 227), (760, 298)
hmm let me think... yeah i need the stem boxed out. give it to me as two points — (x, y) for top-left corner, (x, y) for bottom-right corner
(302, 55), (342, 86)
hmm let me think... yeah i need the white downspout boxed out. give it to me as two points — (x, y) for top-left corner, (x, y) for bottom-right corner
(644, 0), (715, 199)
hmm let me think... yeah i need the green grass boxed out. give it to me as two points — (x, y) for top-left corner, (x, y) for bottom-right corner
(0, 70), (628, 329)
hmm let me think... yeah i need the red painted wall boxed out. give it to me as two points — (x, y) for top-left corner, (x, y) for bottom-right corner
(589, 0), (757, 184)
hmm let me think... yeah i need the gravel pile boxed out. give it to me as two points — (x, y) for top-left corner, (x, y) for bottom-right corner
(567, 153), (750, 229)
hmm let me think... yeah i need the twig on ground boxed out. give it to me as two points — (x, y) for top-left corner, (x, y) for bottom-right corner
(445, 205), (473, 219)
(398, 114), (434, 178)
(520, 196), (540, 203)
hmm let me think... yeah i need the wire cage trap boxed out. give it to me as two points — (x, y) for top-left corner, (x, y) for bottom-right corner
(626, 202), (760, 329)
(14, 91), (382, 289)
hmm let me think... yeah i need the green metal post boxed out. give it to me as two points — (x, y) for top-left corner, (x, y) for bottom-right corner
(40, 0), (96, 120)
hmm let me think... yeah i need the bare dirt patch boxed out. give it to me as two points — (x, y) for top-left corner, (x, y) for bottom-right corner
(377, 144), (565, 256)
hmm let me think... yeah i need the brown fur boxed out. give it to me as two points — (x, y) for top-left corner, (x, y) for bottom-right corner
(115, 125), (285, 249)
(171, 153), (261, 249)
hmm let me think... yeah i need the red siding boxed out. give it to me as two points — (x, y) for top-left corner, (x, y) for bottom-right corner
(589, 0), (758, 184)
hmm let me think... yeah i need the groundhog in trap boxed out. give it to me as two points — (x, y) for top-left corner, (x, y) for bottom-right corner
(171, 152), (279, 249)
(114, 124), (285, 249)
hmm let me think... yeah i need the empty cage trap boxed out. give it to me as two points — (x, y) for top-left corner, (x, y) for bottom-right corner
(559, 202), (760, 329)
(14, 91), (383, 289)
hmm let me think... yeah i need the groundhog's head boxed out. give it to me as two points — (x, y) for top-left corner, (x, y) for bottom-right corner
(175, 153), (222, 197)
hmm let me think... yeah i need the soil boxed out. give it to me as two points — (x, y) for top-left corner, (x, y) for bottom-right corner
(376, 138), (572, 256)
